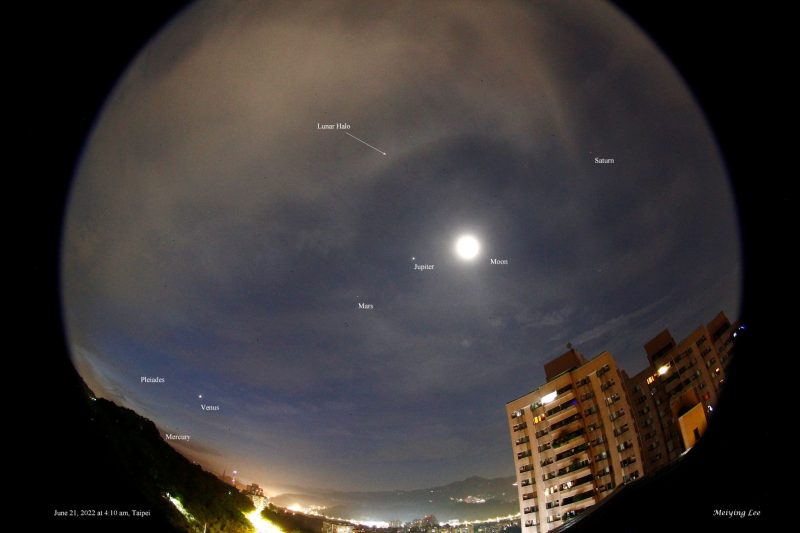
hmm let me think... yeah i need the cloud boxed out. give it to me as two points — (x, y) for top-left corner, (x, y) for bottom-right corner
(571, 296), (670, 347)
(513, 306), (573, 329)
(61, 0), (742, 490)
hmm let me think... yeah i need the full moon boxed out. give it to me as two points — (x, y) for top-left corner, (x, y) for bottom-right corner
(455, 235), (481, 260)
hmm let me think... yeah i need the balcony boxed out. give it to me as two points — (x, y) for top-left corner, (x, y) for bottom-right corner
(523, 505), (538, 514)
(556, 383), (574, 396)
(550, 413), (582, 432)
(520, 478), (534, 487)
(522, 492), (535, 501)
(597, 481), (616, 494)
(609, 407), (625, 421)
(557, 459), (591, 479)
(558, 473), (593, 494)
(594, 451), (608, 462)
(552, 428), (586, 449)
(562, 507), (590, 525)
(545, 399), (578, 421)
(617, 440), (633, 452)
(519, 464), (534, 474)
(613, 424), (630, 437)
(623, 470), (641, 483)
(560, 489), (595, 509)
(517, 450), (532, 460)
(663, 372), (680, 385)
(513, 422), (528, 432)
(595, 466), (611, 479)
(600, 379), (616, 392)
(515, 436), (530, 446)
(555, 442), (590, 463)
(590, 435), (605, 447)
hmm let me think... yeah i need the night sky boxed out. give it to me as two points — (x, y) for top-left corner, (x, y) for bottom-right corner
(61, 0), (741, 493)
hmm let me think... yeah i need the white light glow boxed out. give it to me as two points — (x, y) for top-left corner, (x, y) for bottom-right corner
(166, 493), (195, 522)
(541, 391), (557, 404)
(246, 510), (286, 533)
(455, 235), (480, 260)
(657, 365), (670, 375)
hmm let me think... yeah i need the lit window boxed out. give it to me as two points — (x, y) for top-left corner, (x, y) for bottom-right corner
(541, 391), (557, 404)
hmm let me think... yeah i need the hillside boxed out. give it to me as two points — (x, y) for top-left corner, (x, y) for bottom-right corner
(76, 382), (255, 532)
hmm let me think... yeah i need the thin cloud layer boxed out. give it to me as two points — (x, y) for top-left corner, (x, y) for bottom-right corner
(62, 0), (741, 491)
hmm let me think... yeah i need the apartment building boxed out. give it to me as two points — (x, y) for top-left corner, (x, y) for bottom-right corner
(623, 312), (738, 474)
(505, 349), (642, 532)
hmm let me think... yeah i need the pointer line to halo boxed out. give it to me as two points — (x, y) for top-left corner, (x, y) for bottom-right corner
(344, 132), (387, 156)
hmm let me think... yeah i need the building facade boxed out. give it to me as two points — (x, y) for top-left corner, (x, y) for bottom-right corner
(623, 311), (738, 475)
(505, 349), (642, 532)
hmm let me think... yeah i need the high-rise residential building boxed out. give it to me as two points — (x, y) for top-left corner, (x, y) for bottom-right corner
(623, 311), (738, 475)
(244, 482), (264, 497)
(506, 312), (739, 531)
(505, 348), (642, 533)
(708, 311), (737, 370)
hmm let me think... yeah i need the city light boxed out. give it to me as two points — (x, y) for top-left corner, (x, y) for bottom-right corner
(452, 513), (520, 526)
(246, 510), (286, 533)
(165, 493), (195, 522)
(657, 364), (670, 375)
(280, 501), (519, 531)
(541, 391), (557, 404)
(354, 520), (391, 528)
(286, 503), (328, 516)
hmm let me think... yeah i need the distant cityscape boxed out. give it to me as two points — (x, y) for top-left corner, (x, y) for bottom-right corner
(506, 311), (740, 532)
(260, 503), (520, 533)
(221, 474), (521, 533)
(204, 311), (741, 533)
(218, 473), (520, 533)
